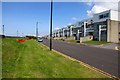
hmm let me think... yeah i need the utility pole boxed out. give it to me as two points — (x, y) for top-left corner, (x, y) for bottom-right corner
(17, 30), (18, 37)
(22, 33), (23, 37)
(36, 22), (39, 40)
(2, 25), (4, 35)
(50, 0), (53, 51)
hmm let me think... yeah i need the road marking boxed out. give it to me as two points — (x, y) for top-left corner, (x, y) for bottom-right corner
(41, 43), (119, 79)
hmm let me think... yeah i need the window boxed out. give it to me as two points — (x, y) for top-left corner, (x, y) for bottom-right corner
(106, 13), (109, 17)
(99, 15), (103, 19)
(99, 13), (109, 19)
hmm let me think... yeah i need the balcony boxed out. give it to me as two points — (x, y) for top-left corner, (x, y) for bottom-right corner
(86, 28), (94, 32)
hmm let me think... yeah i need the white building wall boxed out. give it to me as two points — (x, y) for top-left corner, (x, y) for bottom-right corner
(93, 10), (120, 22)
(93, 10), (110, 23)
(110, 10), (120, 21)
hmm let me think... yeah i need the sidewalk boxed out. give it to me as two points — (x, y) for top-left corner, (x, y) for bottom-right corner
(80, 43), (119, 50)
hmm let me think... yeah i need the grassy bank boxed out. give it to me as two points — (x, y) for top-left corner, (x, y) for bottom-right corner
(2, 38), (108, 78)
(65, 40), (80, 43)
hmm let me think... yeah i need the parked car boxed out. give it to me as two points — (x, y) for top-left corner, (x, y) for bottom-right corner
(37, 37), (43, 42)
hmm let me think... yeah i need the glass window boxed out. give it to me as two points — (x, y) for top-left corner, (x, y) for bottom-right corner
(99, 15), (103, 19)
(106, 13), (109, 17)
(103, 13), (109, 18)
(99, 13), (109, 19)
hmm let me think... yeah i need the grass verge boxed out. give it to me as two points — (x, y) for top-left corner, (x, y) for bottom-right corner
(2, 38), (109, 78)
(65, 40), (80, 43)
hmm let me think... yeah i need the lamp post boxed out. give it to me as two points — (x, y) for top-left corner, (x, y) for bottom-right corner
(50, 0), (53, 51)
(36, 22), (38, 37)
(2, 25), (4, 35)
(17, 30), (18, 37)
(36, 22), (39, 40)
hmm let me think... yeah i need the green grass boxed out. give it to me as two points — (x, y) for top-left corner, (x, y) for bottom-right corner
(2, 38), (108, 78)
(83, 40), (110, 45)
(65, 40), (79, 43)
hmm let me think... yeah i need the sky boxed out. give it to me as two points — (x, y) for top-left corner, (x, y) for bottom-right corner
(1, 1), (119, 36)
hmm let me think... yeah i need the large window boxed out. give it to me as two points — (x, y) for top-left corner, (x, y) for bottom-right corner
(99, 13), (109, 19)
(99, 15), (103, 19)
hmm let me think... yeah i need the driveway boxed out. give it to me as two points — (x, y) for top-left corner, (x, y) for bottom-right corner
(43, 39), (119, 78)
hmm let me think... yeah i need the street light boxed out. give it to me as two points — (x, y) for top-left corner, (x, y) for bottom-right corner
(36, 22), (41, 40)
(17, 30), (18, 37)
(2, 25), (4, 35)
(50, 0), (53, 51)
(36, 22), (39, 40)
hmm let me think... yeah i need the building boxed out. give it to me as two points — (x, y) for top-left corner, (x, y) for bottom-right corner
(52, 10), (120, 43)
(93, 10), (120, 43)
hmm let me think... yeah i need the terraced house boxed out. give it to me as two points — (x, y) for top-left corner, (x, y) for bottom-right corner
(52, 10), (120, 43)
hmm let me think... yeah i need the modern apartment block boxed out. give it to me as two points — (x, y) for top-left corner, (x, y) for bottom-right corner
(52, 10), (120, 43)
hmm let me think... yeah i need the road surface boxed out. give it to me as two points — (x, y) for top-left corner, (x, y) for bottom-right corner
(43, 39), (119, 77)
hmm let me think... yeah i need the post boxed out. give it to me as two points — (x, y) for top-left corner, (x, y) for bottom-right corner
(22, 33), (23, 37)
(2, 25), (4, 35)
(17, 30), (18, 37)
(50, 0), (53, 51)
(36, 22), (38, 40)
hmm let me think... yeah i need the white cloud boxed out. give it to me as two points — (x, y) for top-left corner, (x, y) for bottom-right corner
(71, 17), (78, 21)
(54, 27), (60, 30)
(68, 23), (72, 25)
(87, 10), (93, 17)
(86, 1), (94, 6)
(86, 1), (120, 17)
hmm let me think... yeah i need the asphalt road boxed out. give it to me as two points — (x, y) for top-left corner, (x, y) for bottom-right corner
(42, 39), (119, 77)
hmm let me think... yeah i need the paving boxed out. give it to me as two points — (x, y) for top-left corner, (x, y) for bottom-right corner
(80, 43), (119, 50)
(43, 39), (119, 78)
(99, 43), (118, 50)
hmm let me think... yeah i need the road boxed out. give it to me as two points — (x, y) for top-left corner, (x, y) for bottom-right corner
(43, 39), (119, 78)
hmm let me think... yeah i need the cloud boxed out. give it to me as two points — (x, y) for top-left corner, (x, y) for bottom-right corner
(86, 1), (94, 6)
(68, 23), (72, 25)
(54, 27), (60, 30)
(86, 1), (120, 17)
(71, 17), (78, 21)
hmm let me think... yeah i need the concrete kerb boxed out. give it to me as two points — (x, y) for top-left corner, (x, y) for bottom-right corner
(80, 43), (119, 51)
(41, 43), (119, 79)
(52, 50), (118, 79)
(115, 46), (119, 50)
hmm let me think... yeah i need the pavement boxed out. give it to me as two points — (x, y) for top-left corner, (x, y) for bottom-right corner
(80, 43), (119, 50)
(43, 39), (119, 78)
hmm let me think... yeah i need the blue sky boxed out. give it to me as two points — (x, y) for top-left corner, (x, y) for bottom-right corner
(2, 2), (92, 36)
